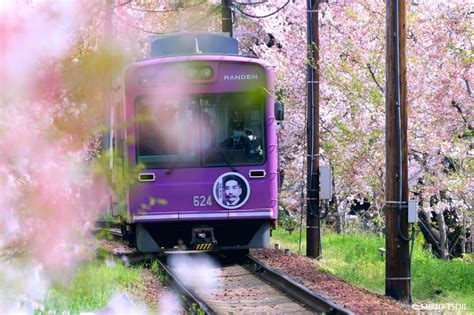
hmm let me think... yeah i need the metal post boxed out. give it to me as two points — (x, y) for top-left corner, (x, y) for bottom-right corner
(103, 0), (115, 216)
(385, 0), (410, 302)
(102, 0), (114, 153)
(222, 0), (233, 37)
(306, 0), (321, 259)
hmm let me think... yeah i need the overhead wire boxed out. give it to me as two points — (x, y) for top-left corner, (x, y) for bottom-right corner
(115, 14), (167, 34)
(180, 4), (222, 30)
(113, 0), (132, 9)
(232, 0), (268, 5)
(232, 0), (291, 19)
(120, 0), (207, 13)
(124, 6), (175, 13)
(115, 5), (220, 35)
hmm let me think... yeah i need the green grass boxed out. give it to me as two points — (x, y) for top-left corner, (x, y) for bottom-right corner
(272, 227), (474, 309)
(43, 261), (144, 313)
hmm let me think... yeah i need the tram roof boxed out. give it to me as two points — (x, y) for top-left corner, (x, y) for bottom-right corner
(149, 32), (240, 58)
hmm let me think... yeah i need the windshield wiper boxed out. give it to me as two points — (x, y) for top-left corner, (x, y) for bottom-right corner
(167, 149), (237, 174)
(165, 155), (182, 175)
(220, 147), (238, 172)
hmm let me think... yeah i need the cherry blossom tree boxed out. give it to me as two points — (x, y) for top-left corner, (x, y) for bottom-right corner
(0, 1), (111, 310)
(54, 0), (474, 259)
(2, 7), (470, 310)
(95, 0), (472, 257)
(231, 0), (472, 257)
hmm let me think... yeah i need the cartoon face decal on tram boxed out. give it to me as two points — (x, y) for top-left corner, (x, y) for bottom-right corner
(213, 172), (250, 209)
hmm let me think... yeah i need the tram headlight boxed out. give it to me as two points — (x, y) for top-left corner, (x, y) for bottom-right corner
(200, 67), (213, 80)
(186, 66), (213, 81)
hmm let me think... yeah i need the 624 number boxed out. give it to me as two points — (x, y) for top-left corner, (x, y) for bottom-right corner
(193, 195), (212, 207)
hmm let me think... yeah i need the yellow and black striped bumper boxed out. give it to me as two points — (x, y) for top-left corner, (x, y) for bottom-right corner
(195, 243), (214, 250)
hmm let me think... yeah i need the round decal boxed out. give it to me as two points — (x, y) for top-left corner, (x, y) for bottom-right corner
(213, 172), (250, 209)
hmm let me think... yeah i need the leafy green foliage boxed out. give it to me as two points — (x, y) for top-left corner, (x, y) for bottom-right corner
(278, 210), (300, 235)
(272, 227), (473, 308)
(412, 250), (474, 305)
(43, 261), (143, 313)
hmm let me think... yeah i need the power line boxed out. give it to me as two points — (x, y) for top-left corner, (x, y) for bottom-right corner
(119, 0), (207, 13)
(187, 5), (221, 30)
(113, 0), (132, 9)
(232, 0), (268, 5)
(232, 0), (291, 19)
(115, 5), (220, 35)
(115, 14), (166, 34)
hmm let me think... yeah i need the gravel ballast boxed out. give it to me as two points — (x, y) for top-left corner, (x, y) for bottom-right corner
(251, 248), (410, 314)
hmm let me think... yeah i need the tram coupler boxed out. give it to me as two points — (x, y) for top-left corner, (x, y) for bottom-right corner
(191, 227), (217, 251)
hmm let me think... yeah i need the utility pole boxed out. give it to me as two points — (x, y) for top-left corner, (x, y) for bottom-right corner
(222, 0), (233, 37)
(385, 0), (410, 302)
(306, 0), (321, 259)
(102, 0), (114, 153)
(103, 0), (115, 215)
(104, 0), (113, 48)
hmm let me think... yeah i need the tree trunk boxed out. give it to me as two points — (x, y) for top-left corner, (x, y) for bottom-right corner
(436, 211), (449, 260)
(418, 209), (442, 257)
(461, 212), (466, 255)
(469, 217), (473, 254)
(334, 195), (343, 234)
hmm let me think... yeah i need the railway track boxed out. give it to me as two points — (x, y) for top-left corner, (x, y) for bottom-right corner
(163, 253), (351, 314)
(96, 222), (352, 314)
(93, 220), (121, 240)
(155, 256), (215, 314)
(243, 254), (351, 314)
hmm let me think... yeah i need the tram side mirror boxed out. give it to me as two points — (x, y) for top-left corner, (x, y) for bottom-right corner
(275, 101), (285, 121)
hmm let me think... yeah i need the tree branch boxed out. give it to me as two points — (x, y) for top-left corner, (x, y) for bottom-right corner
(366, 63), (384, 94)
(464, 79), (474, 99)
(418, 216), (442, 257)
(451, 100), (473, 131)
(448, 232), (463, 256)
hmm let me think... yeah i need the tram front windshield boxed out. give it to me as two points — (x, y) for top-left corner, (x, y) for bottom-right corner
(136, 91), (266, 168)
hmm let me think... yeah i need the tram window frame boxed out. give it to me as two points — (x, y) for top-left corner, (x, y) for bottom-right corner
(134, 91), (267, 169)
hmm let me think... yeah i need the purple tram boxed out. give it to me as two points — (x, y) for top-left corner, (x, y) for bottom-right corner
(112, 33), (284, 253)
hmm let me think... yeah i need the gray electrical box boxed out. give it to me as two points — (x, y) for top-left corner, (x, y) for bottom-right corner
(319, 166), (332, 200)
(408, 200), (419, 223)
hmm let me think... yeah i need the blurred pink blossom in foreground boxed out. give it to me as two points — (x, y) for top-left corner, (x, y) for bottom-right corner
(1, 1), (106, 312)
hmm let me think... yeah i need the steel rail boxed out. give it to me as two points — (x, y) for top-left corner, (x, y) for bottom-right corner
(116, 252), (155, 265)
(94, 219), (121, 230)
(92, 223), (122, 241)
(97, 225), (214, 313)
(96, 224), (350, 314)
(109, 250), (215, 314)
(155, 256), (216, 315)
(106, 228), (122, 241)
(244, 255), (353, 315)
